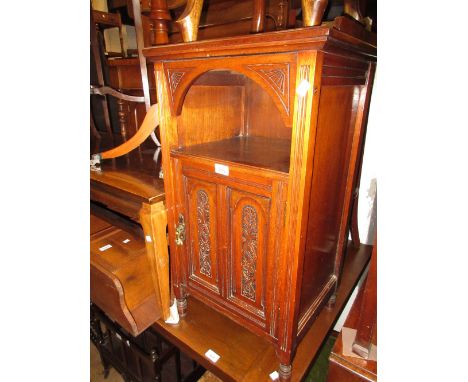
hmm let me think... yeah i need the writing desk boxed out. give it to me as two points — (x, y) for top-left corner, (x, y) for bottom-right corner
(90, 145), (170, 321)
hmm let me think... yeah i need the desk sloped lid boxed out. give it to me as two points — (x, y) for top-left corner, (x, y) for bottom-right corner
(91, 219), (162, 336)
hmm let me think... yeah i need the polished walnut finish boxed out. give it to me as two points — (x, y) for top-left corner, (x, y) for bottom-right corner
(144, 17), (376, 379)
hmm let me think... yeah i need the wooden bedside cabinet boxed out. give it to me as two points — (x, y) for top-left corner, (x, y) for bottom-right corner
(144, 17), (376, 380)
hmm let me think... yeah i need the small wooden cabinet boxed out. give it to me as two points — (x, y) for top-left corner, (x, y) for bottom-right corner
(144, 18), (376, 380)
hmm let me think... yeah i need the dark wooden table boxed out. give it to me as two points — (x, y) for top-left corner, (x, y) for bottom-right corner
(151, 242), (372, 382)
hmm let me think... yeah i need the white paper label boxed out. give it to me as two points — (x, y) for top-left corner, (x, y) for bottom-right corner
(122, 239), (130, 244)
(205, 349), (220, 363)
(145, 235), (152, 242)
(269, 371), (279, 380)
(99, 244), (112, 252)
(214, 163), (229, 176)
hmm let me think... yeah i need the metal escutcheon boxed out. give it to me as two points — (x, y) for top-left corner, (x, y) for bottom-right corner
(175, 214), (186, 246)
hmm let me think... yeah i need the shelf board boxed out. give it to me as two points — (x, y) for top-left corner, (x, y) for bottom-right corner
(172, 136), (291, 175)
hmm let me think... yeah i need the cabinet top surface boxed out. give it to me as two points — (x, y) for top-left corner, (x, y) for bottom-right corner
(143, 18), (376, 62)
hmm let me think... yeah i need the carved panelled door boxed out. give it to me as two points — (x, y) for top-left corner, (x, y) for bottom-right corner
(226, 188), (271, 324)
(177, 163), (279, 334)
(184, 177), (221, 296)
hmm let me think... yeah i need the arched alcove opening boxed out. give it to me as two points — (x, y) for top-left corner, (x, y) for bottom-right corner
(174, 70), (292, 174)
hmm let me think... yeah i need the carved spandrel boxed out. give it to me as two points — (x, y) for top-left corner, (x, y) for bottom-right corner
(241, 205), (259, 301)
(165, 67), (195, 104)
(197, 189), (212, 278)
(168, 71), (185, 95)
(245, 63), (290, 115)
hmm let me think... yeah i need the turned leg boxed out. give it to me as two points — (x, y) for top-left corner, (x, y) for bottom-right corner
(175, 348), (182, 382)
(176, 297), (187, 317)
(150, 0), (171, 45)
(117, 98), (129, 142)
(326, 293), (337, 310)
(279, 363), (292, 381)
(140, 201), (171, 320)
(90, 305), (110, 378)
(275, 345), (294, 381)
(151, 348), (162, 382)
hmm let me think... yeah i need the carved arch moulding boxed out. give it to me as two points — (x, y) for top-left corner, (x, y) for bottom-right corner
(164, 58), (294, 125)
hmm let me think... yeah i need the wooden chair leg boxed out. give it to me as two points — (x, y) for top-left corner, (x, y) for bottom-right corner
(175, 0), (204, 42)
(175, 348), (182, 382)
(301, 0), (328, 27)
(251, 0), (266, 33)
(150, 0), (171, 45)
(91, 112), (101, 141)
(352, 239), (377, 358)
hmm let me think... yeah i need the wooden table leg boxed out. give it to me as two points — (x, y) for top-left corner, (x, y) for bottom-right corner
(140, 201), (171, 321)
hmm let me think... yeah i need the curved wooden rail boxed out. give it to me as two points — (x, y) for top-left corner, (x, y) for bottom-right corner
(90, 85), (145, 103)
(91, 84), (161, 147)
(96, 103), (159, 160)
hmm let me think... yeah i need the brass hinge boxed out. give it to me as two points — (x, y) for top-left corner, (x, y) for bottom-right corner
(175, 213), (186, 246)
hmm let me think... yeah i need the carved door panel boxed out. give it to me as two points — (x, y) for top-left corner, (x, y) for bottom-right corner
(226, 187), (271, 324)
(184, 176), (221, 296)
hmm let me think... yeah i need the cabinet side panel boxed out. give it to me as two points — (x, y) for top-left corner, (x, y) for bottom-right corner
(298, 85), (360, 320)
